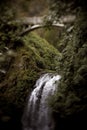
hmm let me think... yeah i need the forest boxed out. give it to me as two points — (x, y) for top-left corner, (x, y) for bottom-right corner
(0, 0), (87, 130)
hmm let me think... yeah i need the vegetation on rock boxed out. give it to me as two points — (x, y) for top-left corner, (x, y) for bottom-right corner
(48, 1), (87, 129)
(0, 29), (60, 129)
(0, 0), (87, 130)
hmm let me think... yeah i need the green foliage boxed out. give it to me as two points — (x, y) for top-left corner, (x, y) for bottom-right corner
(0, 32), (61, 121)
(0, 4), (23, 50)
(38, 28), (63, 49)
(23, 32), (61, 70)
(49, 10), (87, 117)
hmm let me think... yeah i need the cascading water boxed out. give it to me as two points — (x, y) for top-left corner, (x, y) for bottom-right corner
(22, 73), (61, 130)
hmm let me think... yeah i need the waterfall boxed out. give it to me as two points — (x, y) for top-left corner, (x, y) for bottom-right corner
(22, 73), (61, 130)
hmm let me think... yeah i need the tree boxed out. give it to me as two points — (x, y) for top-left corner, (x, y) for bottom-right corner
(48, 0), (87, 129)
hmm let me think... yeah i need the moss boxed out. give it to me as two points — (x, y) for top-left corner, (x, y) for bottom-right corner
(23, 32), (61, 69)
(0, 32), (61, 127)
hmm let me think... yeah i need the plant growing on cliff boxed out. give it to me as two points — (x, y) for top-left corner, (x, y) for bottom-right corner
(48, 0), (87, 121)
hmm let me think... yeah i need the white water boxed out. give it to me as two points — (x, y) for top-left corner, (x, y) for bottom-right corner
(22, 73), (61, 130)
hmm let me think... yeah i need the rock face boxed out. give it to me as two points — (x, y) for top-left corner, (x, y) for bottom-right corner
(0, 32), (60, 130)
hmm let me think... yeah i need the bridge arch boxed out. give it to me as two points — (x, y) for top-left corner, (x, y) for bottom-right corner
(20, 23), (64, 36)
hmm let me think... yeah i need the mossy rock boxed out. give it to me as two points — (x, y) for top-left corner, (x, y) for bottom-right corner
(0, 32), (61, 129)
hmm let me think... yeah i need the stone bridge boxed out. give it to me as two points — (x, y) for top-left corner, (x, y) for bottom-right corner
(13, 15), (76, 36)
